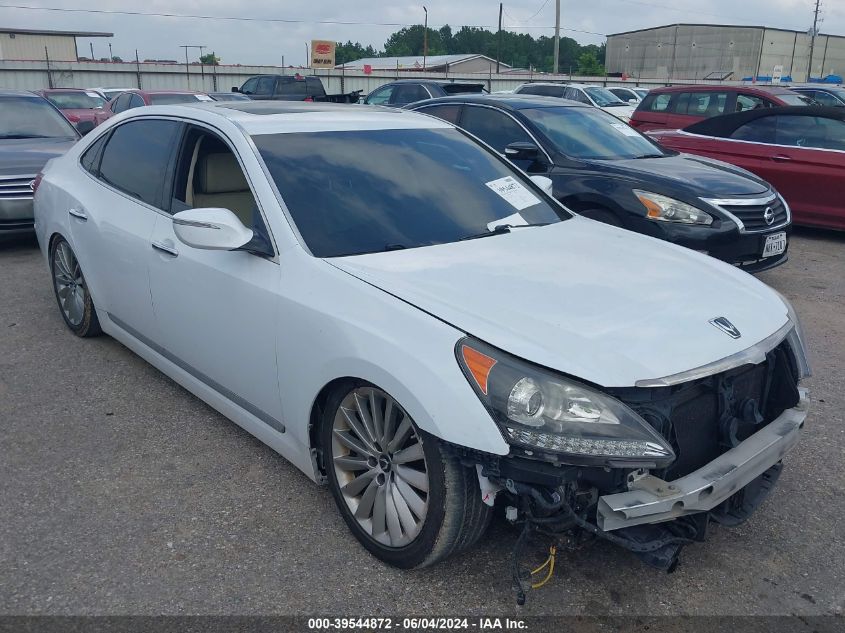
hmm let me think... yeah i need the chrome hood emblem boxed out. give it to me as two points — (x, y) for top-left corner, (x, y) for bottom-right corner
(710, 316), (741, 339)
(764, 206), (775, 225)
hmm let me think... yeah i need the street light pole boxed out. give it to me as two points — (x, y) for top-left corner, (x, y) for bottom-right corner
(423, 6), (428, 71)
(553, 0), (560, 74)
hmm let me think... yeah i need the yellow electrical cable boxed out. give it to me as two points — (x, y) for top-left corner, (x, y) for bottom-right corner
(530, 545), (557, 589)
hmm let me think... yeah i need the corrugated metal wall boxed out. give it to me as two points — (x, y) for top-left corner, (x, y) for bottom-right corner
(0, 33), (78, 62)
(607, 25), (845, 81)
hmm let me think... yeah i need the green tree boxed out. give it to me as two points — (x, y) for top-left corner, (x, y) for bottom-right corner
(576, 51), (605, 76)
(335, 41), (377, 65)
(199, 53), (220, 65)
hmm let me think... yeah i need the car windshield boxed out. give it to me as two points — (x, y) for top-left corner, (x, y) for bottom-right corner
(253, 127), (569, 257)
(148, 93), (202, 105)
(584, 87), (626, 107)
(44, 91), (105, 110)
(523, 106), (665, 160)
(0, 96), (77, 139)
(779, 93), (814, 106)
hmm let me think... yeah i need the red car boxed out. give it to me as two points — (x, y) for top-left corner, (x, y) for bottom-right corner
(630, 85), (812, 132)
(98, 90), (213, 122)
(36, 88), (106, 133)
(649, 106), (845, 230)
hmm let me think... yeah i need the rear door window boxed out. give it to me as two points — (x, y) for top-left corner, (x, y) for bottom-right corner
(254, 77), (275, 96)
(97, 119), (180, 208)
(684, 91), (729, 117)
(642, 93), (671, 112)
(390, 84), (431, 105)
(519, 85), (565, 98)
(564, 88), (590, 104)
(459, 105), (533, 153)
(128, 94), (145, 109)
(111, 93), (131, 113)
(810, 91), (839, 107)
(414, 104), (462, 124)
(365, 85), (394, 105)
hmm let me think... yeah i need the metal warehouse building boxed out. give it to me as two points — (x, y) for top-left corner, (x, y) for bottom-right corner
(606, 24), (845, 82)
(0, 28), (112, 62)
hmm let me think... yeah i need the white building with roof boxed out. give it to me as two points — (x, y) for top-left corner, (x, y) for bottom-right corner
(336, 54), (510, 74)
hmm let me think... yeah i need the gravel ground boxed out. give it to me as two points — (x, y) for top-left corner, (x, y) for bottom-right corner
(1, 229), (843, 618)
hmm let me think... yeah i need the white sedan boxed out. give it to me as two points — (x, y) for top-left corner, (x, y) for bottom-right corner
(34, 102), (810, 578)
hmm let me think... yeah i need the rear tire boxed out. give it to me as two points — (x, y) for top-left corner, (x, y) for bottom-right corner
(322, 381), (491, 568)
(50, 236), (101, 338)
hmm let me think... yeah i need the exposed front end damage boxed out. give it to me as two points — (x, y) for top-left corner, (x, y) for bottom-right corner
(457, 334), (810, 604)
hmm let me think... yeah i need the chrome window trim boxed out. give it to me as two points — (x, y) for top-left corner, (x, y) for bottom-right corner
(635, 319), (795, 387)
(700, 192), (791, 234)
(672, 128), (845, 155)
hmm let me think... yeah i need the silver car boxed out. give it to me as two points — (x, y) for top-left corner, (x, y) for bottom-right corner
(0, 90), (79, 237)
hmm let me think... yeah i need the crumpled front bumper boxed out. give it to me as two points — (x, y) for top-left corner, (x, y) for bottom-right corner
(597, 389), (808, 531)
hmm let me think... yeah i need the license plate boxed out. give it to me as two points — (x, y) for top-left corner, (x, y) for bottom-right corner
(762, 232), (787, 258)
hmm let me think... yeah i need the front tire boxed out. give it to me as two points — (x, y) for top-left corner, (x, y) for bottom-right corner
(322, 382), (491, 568)
(50, 236), (101, 337)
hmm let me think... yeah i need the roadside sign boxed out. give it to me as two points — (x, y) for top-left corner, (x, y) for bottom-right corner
(311, 40), (335, 68)
(772, 65), (784, 84)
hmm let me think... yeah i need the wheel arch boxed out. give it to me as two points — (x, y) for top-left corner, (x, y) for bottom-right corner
(308, 376), (360, 483)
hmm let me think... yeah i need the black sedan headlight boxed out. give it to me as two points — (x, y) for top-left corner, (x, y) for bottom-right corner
(456, 338), (675, 467)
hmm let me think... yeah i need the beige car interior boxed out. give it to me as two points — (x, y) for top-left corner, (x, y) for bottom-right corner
(184, 135), (257, 226)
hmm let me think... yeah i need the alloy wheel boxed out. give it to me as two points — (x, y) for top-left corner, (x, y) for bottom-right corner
(52, 241), (86, 327)
(331, 387), (429, 547)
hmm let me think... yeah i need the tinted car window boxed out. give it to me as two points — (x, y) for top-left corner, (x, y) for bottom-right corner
(778, 93), (814, 106)
(44, 91), (105, 110)
(80, 133), (108, 174)
(415, 104), (461, 124)
(684, 92), (728, 116)
(564, 88), (590, 104)
(305, 77), (325, 97)
(253, 128), (568, 257)
(391, 84), (430, 105)
(0, 96), (77, 139)
(642, 93), (671, 112)
(735, 94), (768, 112)
(732, 115), (845, 150)
(460, 106), (532, 153)
(128, 94), (145, 108)
(98, 120), (179, 207)
(584, 87), (625, 107)
(519, 85), (565, 98)
(808, 91), (839, 107)
(241, 78), (259, 94)
(366, 86), (394, 105)
(282, 79), (307, 96)
(111, 93), (131, 113)
(254, 77), (275, 96)
(525, 106), (664, 160)
(148, 93), (201, 105)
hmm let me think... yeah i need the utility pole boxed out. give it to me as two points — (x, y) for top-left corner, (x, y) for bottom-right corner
(496, 3), (502, 73)
(808, 0), (821, 81)
(553, 0), (561, 74)
(89, 42), (94, 60)
(423, 6), (428, 71)
(108, 42), (113, 61)
(180, 45), (206, 89)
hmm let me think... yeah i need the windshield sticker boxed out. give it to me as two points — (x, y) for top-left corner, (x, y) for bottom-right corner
(195, 94), (214, 101)
(610, 122), (640, 137)
(484, 176), (541, 211)
(486, 211), (528, 232)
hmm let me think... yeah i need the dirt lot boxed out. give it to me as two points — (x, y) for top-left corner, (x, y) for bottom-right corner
(1, 229), (843, 617)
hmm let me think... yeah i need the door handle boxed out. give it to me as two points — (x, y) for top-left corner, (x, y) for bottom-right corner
(68, 208), (87, 221)
(771, 155), (792, 162)
(151, 241), (179, 257)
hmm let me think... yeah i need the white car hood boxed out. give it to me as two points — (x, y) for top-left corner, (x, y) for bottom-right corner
(601, 104), (636, 120)
(329, 217), (789, 387)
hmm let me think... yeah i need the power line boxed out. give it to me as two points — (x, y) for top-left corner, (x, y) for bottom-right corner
(502, 0), (551, 25)
(0, 2), (605, 36)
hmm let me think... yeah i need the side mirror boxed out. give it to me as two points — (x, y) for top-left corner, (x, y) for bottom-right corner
(231, 86), (240, 93)
(628, 98), (639, 104)
(75, 120), (95, 135)
(504, 141), (541, 161)
(529, 175), (554, 197)
(172, 208), (253, 251)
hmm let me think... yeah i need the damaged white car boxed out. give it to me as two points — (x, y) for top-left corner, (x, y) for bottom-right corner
(34, 102), (810, 598)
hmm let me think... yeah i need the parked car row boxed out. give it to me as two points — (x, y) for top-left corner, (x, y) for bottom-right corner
(30, 99), (812, 588)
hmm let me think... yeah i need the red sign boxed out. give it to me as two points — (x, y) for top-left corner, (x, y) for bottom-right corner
(363, 64), (372, 75)
(315, 43), (332, 55)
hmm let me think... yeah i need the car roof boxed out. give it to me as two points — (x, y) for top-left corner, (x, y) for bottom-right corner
(409, 93), (588, 111)
(685, 105), (844, 136)
(0, 89), (41, 97)
(648, 84), (796, 95)
(384, 79), (484, 86)
(120, 101), (454, 135)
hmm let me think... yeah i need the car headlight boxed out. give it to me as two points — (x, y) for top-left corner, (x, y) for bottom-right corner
(456, 338), (676, 467)
(634, 190), (713, 225)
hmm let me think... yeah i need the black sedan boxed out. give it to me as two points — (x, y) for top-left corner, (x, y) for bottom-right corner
(363, 79), (485, 107)
(408, 95), (791, 272)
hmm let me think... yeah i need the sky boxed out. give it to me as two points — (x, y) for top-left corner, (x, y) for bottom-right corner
(0, 0), (841, 66)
